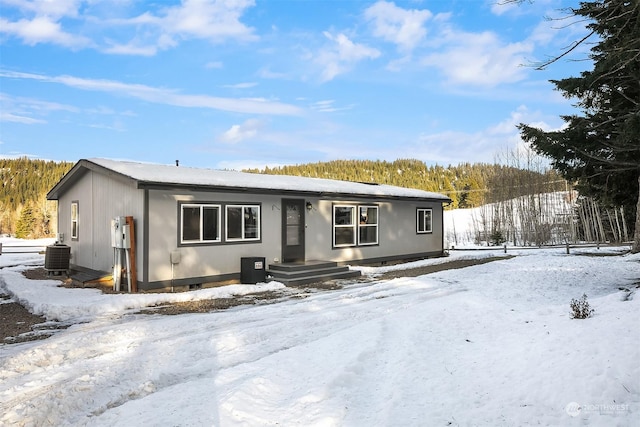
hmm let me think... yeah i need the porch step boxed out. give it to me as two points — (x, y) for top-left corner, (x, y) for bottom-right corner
(267, 260), (361, 286)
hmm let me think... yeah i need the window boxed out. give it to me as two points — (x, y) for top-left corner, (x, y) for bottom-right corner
(417, 208), (433, 233)
(71, 201), (79, 240)
(333, 204), (379, 247)
(226, 205), (260, 241)
(181, 204), (221, 243)
(333, 205), (356, 247)
(358, 206), (378, 245)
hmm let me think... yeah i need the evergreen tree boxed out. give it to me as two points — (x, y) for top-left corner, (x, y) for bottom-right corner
(518, 0), (640, 252)
(15, 204), (36, 239)
(0, 158), (73, 238)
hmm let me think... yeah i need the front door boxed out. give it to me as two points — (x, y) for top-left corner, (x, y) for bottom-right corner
(282, 198), (305, 263)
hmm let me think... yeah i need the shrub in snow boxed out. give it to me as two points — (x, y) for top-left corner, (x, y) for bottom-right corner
(490, 229), (506, 246)
(570, 294), (594, 319)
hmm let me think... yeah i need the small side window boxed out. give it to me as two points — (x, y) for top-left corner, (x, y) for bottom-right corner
(71, 201), (79, 240)
(417, 208), (432, 234)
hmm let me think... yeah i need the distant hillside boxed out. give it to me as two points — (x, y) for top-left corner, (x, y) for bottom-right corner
(1, 158), (73, 238)
(245, 159), (566, 209)
(3, 157), (566, 239)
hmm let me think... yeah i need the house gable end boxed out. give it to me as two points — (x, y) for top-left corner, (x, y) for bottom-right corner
(47, 159), (139, 200)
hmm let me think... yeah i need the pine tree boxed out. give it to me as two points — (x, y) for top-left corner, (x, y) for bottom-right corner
(15, 204), (36, 239)
(518, 0), (640, 252)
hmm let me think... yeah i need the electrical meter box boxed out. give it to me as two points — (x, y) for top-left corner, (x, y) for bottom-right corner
(111, 216), (131, 249)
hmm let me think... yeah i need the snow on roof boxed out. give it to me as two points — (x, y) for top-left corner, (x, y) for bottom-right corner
(87, 158), (451, 201)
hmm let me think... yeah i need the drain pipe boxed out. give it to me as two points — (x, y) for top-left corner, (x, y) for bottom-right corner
(170, 250), (181, 292)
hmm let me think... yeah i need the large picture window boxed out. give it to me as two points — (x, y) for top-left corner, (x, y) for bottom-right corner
(417, 208), (433, 234)
(71, 201), (79, 240)
(181, 204), (221, 243)
(333, 204), (379, 247)
(226, 205), (260, 242)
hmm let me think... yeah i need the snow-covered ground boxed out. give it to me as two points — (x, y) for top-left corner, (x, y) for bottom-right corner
(443, 191), (576, 248)
(1, 241), (638, 426)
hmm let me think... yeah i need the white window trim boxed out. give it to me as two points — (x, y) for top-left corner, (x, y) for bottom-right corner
(71, 201), (79, 240)
(417, 208), (433, 234)
(225, 204), (261, 242)
(333, 204), (357, 247)
(358, 205), (379, 246)
(181, 203), (221, 244)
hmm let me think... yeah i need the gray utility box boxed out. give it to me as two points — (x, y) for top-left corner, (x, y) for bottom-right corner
(45, 244), (71, 274)
(241, 257), (266, 284)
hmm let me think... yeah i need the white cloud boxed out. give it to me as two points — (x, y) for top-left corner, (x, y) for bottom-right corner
(0, 70), (303, 116)
(257, 67), (288, 80)
(222, 82), (258, 89)
(490, 0), (519, 17)
(159, 0), (257, 42)
(411, 106), (565, 164)
(490, 0), (556, 17)
(364, 0), (431, 53)
(2, 0), (82, 19)
(421, 30), (533, 87)
(218, 118), (263, 144)
(0, 16), (91, 48)
(309, 99), (354, 113)
(205, 61), (224, 69)
(486, 104), (560, 136)
(0, 0), (257, 54)
(315, 32), (380, 82)
(0, 93), (80, 124)
(0, 112), (46, 124)
(101, 40), (160, 56)
(98, 0), (257, 55)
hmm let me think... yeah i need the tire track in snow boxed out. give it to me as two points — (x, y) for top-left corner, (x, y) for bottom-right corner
(2, 276), (465, 426)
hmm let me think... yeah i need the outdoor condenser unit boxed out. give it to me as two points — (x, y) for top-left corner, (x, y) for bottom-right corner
(44, 244), (71, 274)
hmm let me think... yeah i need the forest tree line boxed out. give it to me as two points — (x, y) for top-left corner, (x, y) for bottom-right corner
(0, 158), (73, 239)
(4, 156), (565, 239)
(245, 158), (567, 209)
(7, 155), (627, 246)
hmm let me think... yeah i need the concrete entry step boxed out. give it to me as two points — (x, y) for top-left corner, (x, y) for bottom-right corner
(267, 260), (361, 286)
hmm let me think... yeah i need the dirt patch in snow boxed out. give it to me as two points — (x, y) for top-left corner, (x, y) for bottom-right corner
(373, 256), (514, 280)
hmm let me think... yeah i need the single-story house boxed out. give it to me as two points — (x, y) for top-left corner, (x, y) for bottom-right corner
(47, 158), (451, 291)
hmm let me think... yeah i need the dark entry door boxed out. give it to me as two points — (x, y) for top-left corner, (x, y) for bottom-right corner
(282, 198), (305, 263)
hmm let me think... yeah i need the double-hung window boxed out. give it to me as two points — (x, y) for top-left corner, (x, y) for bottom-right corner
(226, 205), (260, 242)
(417, 208), (433, 233)
(333, 205), (356, 247)
(71, 201), (79, 240)
(358, 206), (378, 245)
(181, 204), (221, 243)
(333, 204), (379, 247)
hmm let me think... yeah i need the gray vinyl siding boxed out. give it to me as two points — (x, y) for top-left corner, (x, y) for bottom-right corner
(146, 191), (444, 284)
(58, 170), (145, 277)
(146, 189), (283, 284)
(304, 198), (443, 263)
(51, 159), (447, 289)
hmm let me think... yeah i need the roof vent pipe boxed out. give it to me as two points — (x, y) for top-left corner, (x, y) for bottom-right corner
(175, 160), (179, 167)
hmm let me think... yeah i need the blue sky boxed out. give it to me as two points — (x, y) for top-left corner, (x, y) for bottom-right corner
(0, 0), (591, 170)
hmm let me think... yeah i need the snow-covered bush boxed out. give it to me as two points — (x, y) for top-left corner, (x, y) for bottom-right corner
(570, 294), (594, 319)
